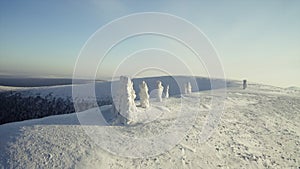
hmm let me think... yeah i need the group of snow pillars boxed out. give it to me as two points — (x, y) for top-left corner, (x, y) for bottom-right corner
(156, 81), (169, 101)
(113, 76), (195, 124)
(183, 82), (192, 94)
(114, 76), (169, 124)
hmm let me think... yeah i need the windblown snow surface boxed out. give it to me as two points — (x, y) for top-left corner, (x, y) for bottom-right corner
(0, 83), (299, 168)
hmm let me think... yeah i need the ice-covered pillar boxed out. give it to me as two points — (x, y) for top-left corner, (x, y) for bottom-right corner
(165, 85), (169, 98)
(139, 81), (150, 108)
(187, 82), (192, 94)
(183, 83), (188, 94)
(117, 76), (137, 124)
(156, 81), (164, 102)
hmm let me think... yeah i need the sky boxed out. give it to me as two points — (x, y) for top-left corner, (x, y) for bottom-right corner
(0, 0), (299, 87)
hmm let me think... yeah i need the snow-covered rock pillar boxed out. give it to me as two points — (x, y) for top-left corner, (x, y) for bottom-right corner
(183, 83), (187, 94)
(156, 81), (164, 102)
(165, 85), (169, 98)
(116, 76), (137, 124)
(139, 81), (150, 108)
(187, 82), (192, 94)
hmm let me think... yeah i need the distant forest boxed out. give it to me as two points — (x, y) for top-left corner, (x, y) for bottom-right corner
(0, 77), (94, 87)
(0, 91), (112, 125)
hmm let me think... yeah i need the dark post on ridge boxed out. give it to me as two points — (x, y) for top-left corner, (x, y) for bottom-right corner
(243, 79), (247, 89)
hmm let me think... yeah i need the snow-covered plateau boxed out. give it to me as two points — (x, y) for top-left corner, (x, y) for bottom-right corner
(0, 78), (299, 169)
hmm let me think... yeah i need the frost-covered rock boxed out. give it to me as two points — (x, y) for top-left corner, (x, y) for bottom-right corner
(183, 84), (188, 94)
(156, 81), (164, 102)
(113, 76), (137, 124)
(165, 85), (169, 98)
(139, 81), (150, 108)
(187, 82), (192, 94)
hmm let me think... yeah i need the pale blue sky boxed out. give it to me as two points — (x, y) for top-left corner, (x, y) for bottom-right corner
(0, 0), (299, 87)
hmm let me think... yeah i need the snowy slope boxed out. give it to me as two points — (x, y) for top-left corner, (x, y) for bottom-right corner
(0, 83), (299, 169)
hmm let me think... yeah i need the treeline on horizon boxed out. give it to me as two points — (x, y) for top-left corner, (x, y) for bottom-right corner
(0, 77), (93, 87)
(0, 92), (112, 125)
